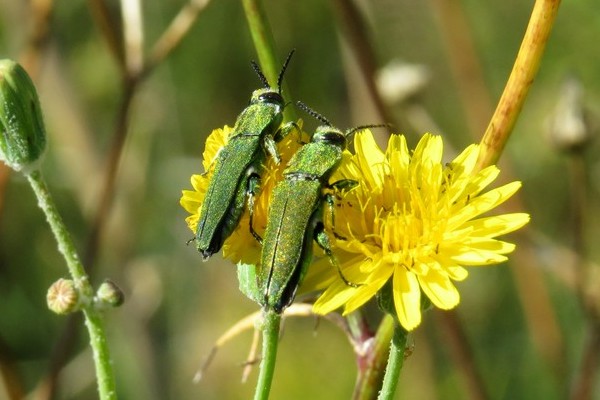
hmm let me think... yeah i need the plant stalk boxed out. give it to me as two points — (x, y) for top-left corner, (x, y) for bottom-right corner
(26, 169), (117, 400)
(253, 309), (281, 400)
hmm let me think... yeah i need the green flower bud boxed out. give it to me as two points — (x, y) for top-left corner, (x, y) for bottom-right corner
(96, 279), (125, 308)
(47, 278), (81, 314)
(0, 60), (47, 173)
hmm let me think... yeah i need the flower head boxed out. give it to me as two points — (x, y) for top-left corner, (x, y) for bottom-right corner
(306, 131), (529, 331)
(180, 123), (305, 265)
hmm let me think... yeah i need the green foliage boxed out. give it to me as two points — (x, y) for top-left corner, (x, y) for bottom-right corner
(0, 1), (598, 399)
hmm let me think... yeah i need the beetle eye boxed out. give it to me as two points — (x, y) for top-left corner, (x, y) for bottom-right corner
(314, 131), (346, 147)
(258, 92), (284, 105)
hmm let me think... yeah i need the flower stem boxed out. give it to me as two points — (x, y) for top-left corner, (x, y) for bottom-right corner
(253, 309), (281, 400)
(377, 323), (407, 400)
(241, 0), (296, 122)
(26, 169), (117, 400)
(353, 315), (394, 400)
(476, 0), (561, 169)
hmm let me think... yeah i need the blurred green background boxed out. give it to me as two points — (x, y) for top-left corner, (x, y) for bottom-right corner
(1, 0), (600, 399)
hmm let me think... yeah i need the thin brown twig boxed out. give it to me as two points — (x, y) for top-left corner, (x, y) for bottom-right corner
(429, 0), (493, 136)
(570, 326), (600, 400)
(330, 0), (392, 128)
(0, 334), (25, 400)
(35, 76), (137, 400)
(192, 304), (357, 383)
(34, 316), (81, 400)
(41, 0), (210, 396)
(145, 0), (212, 78)
(0, 0), (55, 397)
(568, 152), (600, 400)
(241, 328), (261, 383)
(83, 76), (137, 268)
(0, 0), (54, 226)
(87, 0), (125, 71)
(0, 165), (10, 229)
(435, 311), (488, 400)
(20, 0), (54, 77)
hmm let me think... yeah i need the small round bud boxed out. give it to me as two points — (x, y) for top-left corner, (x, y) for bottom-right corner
(47, 279), (80, 314)
(0, 60), (47, 173)
(96, 279), (125, 308)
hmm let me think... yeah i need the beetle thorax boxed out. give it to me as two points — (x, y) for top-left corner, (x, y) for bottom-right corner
(311, 125), (347, 150)
(250, 88), (284, 110)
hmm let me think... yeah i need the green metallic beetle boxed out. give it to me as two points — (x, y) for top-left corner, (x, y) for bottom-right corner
(258, 102), (386, 313)
(195, 51), (295, 260)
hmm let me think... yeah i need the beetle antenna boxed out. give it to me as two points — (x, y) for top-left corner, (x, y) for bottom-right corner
(296, 101), (332, 126)
(251, 60), (270, 89)
(346, 123), (391, 137)
(277, 49), (295, 93)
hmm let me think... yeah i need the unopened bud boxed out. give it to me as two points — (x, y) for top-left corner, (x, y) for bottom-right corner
(96, 279), (125, 308)
(47, 278), (80, 314)
(0, 60), (47, 173)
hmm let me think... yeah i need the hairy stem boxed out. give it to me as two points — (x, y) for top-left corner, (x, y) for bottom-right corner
(26, 170), (117, 400)
(378, 323), (407, 400)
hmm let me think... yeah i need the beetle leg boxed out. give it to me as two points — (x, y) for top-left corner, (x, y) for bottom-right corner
(329, 178), (358, 192)
(263, 134), (281, 165)
(324, 193), (345, 240)
(273, 120), (302, 143)
(324, 180), (357, 240)
(247, 172), (263, 244)
(314, 222), (361, 288)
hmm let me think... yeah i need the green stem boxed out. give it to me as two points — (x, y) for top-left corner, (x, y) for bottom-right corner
(378, 324), (408, 400)
(27, 170), (88, 282)
(353, 315), (395, 400)
(26, 169), (117, 400)
(254, 309), (281, 400)
(241, 0), (296, 122)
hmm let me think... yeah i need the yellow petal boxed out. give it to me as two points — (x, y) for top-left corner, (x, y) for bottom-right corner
(446, 265), (469, 281)
(354, 131), (386, 188)
(343, 270), (391, 314)
(386, 134), (410, 169)
(300, 255), (360, 293)
(414, 134), (443, 166)
(450, 248), (509, 265)
(448, 181), (522, 227)
(463, 238), (516, 255)
(447, 166), (500, 206)
(313, 281), (356, 315)
(449, 143), (479, 176)
(418, 270), (460, 310)
(464, 213), (530, 237)
(393, 267), (422, 331)
(202, 126), (230, 171)
(185, 214), (198, 233)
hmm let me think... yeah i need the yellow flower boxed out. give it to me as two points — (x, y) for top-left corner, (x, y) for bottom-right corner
(180, 123), (304, 265)
(307, 131), (530, 331)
